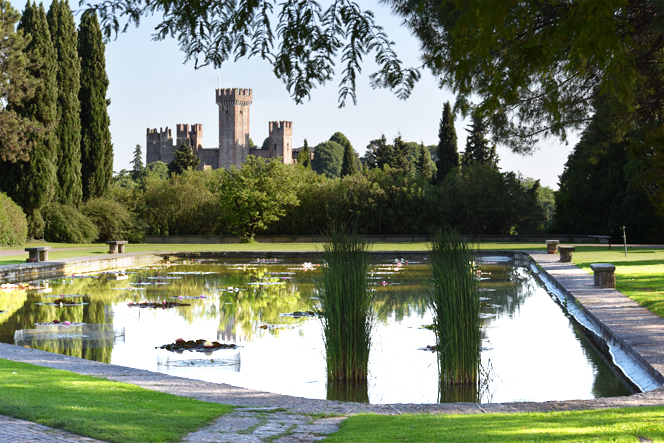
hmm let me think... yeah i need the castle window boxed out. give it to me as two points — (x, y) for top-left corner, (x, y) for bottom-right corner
(274, 143), (277, 150)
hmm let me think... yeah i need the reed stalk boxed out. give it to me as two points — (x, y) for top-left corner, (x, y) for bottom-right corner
(427, 229), (481, 386)
(318, 230), (373, 381)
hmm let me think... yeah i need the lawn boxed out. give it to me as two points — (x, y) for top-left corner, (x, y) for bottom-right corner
(571, 247), (664, 318)
(327, 408), (664, 442)
(0, 241), (546, 266)
(0, 358), (233, 443)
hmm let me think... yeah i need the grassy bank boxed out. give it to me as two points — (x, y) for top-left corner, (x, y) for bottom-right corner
(0, 358), (232, 443)
(0, 241), (546, 266)
(327, 407), (664, 442)
(571, 247), (664, 318)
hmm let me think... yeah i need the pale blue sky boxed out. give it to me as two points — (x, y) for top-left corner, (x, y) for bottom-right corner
(12, 0), (575, 189)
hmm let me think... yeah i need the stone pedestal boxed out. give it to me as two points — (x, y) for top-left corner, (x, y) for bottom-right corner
(559, 246), (575, 263)
(590, 263), (616, 288)
(25, 246), (50, 262)
(106, 241), (128, 254)
(546, 240), (560, 254)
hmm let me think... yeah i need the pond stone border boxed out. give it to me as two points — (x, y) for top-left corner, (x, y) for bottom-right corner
(0, 249), (663, 417)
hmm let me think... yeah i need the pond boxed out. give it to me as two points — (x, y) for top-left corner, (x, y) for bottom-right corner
(0, 255), (635, 404)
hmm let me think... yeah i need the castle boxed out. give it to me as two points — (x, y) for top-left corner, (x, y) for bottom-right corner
(146, 88), (308, 169)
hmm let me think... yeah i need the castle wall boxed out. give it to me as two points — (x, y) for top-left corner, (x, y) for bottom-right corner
(216, 88), (253, 169)
(198, 148), (219, 170)
(249, 149), (271, 160)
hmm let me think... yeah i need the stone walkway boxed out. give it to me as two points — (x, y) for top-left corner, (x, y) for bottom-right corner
(2, 249), (664, 442)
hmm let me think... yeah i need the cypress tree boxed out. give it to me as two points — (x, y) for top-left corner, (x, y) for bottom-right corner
(298, 139), (311, 168)
(48, 0), (82, 205)
(416, 142), (433, 181)
(436, 102), (459, 182)
(462, 112), (500, 170)
(0, 1), (58, 238)
(340, 142), (357, 177)
(78, 9), (112, 200)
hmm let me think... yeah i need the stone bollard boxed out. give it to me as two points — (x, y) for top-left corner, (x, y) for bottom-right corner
(546, 240), (560, 254)
(559, 246), (575, 263)
(590, 263), (616, 288)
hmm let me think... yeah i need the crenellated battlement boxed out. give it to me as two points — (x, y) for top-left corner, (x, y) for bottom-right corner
(268, 121), (293, 134)
(216, 88), (253, 104)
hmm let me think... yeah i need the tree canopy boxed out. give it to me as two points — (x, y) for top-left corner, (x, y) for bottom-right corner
(90, 0), (420, 107)
(312, 140), (344, 178)
(0, 0), (40, 163)
(384, 0), (664, 155)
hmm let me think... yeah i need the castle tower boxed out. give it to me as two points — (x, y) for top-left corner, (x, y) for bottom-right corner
(146, 127), (174, 164)
(176, 123), (203, 154)
(268, 121), (294, 164)
(216, 88), (253, 168)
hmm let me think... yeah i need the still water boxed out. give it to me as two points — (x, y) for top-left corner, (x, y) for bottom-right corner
(0, 256), (632, 404)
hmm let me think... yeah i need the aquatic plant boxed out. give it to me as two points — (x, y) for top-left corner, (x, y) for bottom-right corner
(318, 230), (374, 381)
(427, 229), (481, 386)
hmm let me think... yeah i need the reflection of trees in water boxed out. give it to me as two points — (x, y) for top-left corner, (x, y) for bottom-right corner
(477, 265), (533, 321)
(371, 265), (429, 323)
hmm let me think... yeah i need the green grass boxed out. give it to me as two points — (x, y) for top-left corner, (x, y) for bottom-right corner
(327, 407), (664, 442)
(0, 358), (233, 443)
(571, 247), (664, 318)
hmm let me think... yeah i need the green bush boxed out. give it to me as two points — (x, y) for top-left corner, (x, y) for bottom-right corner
(0, 192), (28, 246)
(81, 198), (134, 242)
(43, 203), (98, 243)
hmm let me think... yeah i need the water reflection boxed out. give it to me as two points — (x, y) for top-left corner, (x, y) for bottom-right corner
(0, 258), (634, 404)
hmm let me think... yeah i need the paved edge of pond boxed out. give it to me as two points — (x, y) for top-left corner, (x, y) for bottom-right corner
(2, 249), (664, 417)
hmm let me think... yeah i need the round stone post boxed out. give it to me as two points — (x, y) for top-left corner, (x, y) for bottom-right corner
(546, 240), (560, 254)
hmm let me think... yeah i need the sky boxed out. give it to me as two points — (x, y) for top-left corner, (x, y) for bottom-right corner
(10, 0), (576, 189)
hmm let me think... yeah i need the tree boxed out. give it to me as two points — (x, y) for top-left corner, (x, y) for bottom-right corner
(261, 137), (269, 150)
(551, 114), (664, 243)
(383, 0), (664, 154)
(312, 140), (344, 178)
(91, 1), (420, 107)
(373, 134), (393, 170)
(168, 143), (200, 175)
(340, 142), (357, 177)
(437, 102), (458, 182)
(48, 0), (82, 205)
(416, 142), (433, 181)
(391, 134), (411, 174)
(0, 1), (58, 238)
(130, 144), (143, 178)
(78, 9), (113, 200)
(217, 156), (299, 242)
(298, 139), (312, 169)
(0, 0), (41, 163)
(462, 113), (499, 170)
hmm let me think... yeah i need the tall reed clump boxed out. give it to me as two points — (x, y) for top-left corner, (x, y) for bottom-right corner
(318, 230), (374, 381)
(427, 229), (481, 387)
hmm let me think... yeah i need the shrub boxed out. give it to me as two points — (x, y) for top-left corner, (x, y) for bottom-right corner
(81, 198), (134, 242)
(0, 192), (28, 246)
(43, 203), (98, 243)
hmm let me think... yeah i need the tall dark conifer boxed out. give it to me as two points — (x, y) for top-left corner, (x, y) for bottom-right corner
(436, 102), (458, 182)
(462, 113), (499, 170)
(340, 142), (357, 177)
(375, 134), (393, 169)
(0, 1), (58, 238)
(391, 134), (412, 174)
(298, 139), (311, 168)
(416, 142), (433, 181)
(78, 9), (112, 200)
(48, 0), (82, 205)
